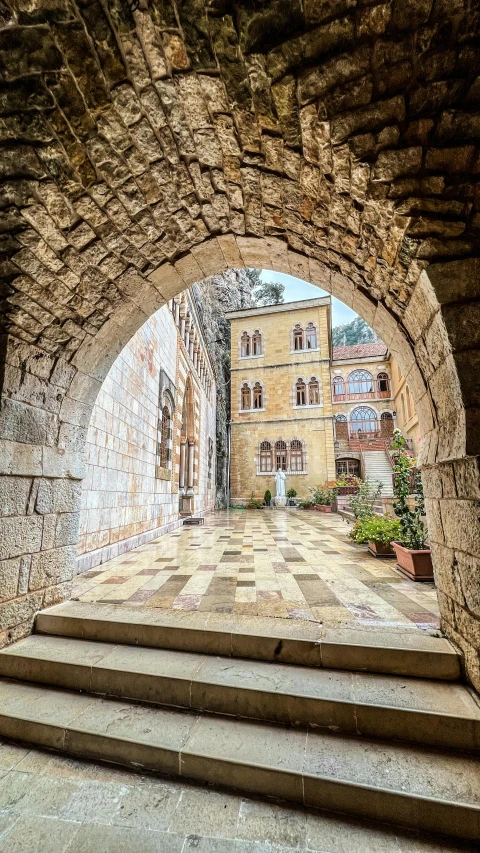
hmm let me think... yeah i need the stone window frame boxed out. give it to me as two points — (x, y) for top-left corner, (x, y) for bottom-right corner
(238, 379), (266, 413)
(289, 320), (320, 354)
(291, 374), (323, 409)
(255, 437), (308, 475)
(238, 327), (266, 361)
(156, 370), (176, 480)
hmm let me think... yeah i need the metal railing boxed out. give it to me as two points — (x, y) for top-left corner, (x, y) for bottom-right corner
(333, 379), (391, 402)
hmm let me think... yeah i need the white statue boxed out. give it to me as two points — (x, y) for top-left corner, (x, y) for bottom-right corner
(275, 468), (286, 498)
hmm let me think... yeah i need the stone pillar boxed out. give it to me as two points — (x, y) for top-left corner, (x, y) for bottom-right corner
(179, 440), (187, 490)
(187, 441), (195, 491)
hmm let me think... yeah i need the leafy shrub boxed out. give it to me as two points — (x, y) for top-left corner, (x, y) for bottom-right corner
(287, 488), (297, 498)
(264, 489), (272, 504)
(349, 515), (401, 545)
(299, 500), (314, 509)
(309, 485), (337, 506)
(392, 450), (428, 549)
(247, 491), (263, 509)
(349, 478), (383, 519)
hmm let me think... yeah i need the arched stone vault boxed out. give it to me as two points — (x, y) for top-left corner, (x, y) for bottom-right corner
(0, 0), (479, 685)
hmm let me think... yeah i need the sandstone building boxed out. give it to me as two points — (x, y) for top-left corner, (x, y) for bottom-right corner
(227, 297), (336, 503)
(78, 291), (216, 571)
(228, 301), (420, 502)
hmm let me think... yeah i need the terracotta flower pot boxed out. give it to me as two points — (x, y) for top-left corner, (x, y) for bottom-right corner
(391, 541), (433, 581)
(315, 504), (332, 513)
(368, 540), (395, 557)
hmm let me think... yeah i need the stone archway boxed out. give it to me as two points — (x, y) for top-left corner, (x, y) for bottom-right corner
(0, 0), (479, 686)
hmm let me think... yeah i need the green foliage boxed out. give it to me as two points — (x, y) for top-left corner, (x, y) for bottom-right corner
(349, 478), (383, 519)
(245, 268), (262, 289)
(287, 488), (297, 498)
(263, 489), (272, 504)
(334, 474), (360, 488)
(254, 280), (285, 305)
(309, 485), (337, 506)
(349, 515), (401, 545)
(391, 428), (407, 451)
(331, 317), (380, 347)
(247, 491), (263, 509)
(299, 500), (314, 509)
(392, 450), (427, 549)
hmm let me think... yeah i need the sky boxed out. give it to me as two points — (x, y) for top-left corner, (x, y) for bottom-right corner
(260, 269), (358, 328)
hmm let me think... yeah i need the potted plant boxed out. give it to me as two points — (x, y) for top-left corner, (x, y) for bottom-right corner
(299, 499), (314, 509)
(287, 487), (297, 506)
(349, 515), (401, 556)
(391, 449), (433, 581)
(263, 489), (272, 507)
(309, 486), (337, 512)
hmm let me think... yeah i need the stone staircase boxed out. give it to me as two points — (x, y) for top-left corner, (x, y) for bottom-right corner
(363, 449), (394, 496)
(0, 602), (479, 840)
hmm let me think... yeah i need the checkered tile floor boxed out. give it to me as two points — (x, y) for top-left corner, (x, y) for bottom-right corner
(74, 510), (440, 632)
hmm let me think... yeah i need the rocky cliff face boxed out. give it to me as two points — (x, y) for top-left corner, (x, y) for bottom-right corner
(191, 269), (256, 508)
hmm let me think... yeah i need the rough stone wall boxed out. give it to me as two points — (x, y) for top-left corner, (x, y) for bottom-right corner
(0, 0), (479, 685)
(191, 268), (256, 507)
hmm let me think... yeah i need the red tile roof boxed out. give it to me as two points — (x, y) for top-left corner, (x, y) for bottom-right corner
(332, 342), (387, 361)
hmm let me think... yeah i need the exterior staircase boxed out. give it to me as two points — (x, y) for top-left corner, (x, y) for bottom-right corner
(363, 449), (394, 496)
(0, 602), (479, 840)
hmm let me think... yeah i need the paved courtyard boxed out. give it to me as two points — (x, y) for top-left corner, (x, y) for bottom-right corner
(74, 510), (440, 634)
(0, 739), (475, 853)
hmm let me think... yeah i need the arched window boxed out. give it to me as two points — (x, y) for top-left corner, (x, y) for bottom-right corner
(350, 406), (378, 436)
(293, 324), (304, 351)
(290, 439), (304, 472)
(335, 413), (348, 441)
(295, 378), (306, 406)
(333, 376), (345, 400)
(308, 377), (320, 405)
(241, 383), (251, 410)
(253, 382), (263, 409)
(275, 439), (287, 471)
(241, 332), (250, 357)
(406, 389), (412, 419)
(305, 322), (317, 349)
(260, 440), (273, 472)
(252, 330), (262, 355)
(160, 405), (171, 468)
(336, 458), (360, 478)
(400, 392), (406, 423)
(381, 411), (394, 437)
(347, 369), (374, 398)
(377, 372), (390, 397)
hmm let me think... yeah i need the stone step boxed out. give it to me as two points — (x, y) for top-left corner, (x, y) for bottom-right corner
(0, 678), (478, 839)
(0, 634), (478, 752)
(36, 602), (461, 681)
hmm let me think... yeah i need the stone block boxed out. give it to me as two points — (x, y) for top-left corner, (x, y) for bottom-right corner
(452, 457), (480, 501)
(35, 478), (82, 515)
(0, 398), (57, 445)
(55, 512), (80, 547)
(0, 439), (43, 477)
(29, 545), (76, 591)
(149, 262), (185, 301)
(429, 355), (464, 424)
(420, 465), (443, 499)
(0, 557), (22, 603)
(424, 497), (443, 544)
(57, 422), (88, 453)
(429, 541), (465, 607)
(0, 477), (32, 517)
(440, 498), (480, 555)
(0, 591), (43, 633)
(427, 258), (480, 306)
(42, 580), (72, 608)
(0, 515), (43, 561)
(402, 271), (438, 342)
(42, 446), (85, 480)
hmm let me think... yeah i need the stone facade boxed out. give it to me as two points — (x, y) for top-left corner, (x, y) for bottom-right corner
(0, 0), (479, 687)
(391, 357), (421, 454)
(77, 294), (216, 571)
(227, 297), (336, 502)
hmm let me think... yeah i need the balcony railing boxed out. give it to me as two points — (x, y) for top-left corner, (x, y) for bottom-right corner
(333, 379), (391, 402)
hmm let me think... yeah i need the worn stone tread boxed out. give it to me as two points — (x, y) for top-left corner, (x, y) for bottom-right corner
(35, 602), (461, 680)
(0, 634), (477, 752)
(0, 678), (478, 840)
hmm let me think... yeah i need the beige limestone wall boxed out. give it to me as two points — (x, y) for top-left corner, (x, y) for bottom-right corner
(391, 357), (422, 455)
(78, 302), (216, 571)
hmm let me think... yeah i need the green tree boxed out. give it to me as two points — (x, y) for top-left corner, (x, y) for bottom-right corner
(254, 280), (285, 305)
(244, 268), (262, 290)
